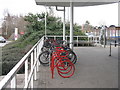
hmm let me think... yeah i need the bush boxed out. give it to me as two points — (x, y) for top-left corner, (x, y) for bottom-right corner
(2, 31), (44, 75)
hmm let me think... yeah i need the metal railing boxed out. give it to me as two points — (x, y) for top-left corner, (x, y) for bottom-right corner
(47, 35), (100, 46)
(0, 36), (44, 89)
(0, 35), (100, 89)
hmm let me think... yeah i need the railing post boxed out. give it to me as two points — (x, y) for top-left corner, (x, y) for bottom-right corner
(97, 36), (98, 44)
(11, 75), (17, 89)
(25, 58), (28, 87)
(54, 36), (56, 40)
(95, 36), (97, 44)
(99, 36), (100, 44)
(38, 43), (40, 57)
(96, 36), (97, 43)
(36, 45), (39, 72)
(77, 36), (78, 47)
(34, 48), (37, 80)
(88, 37), (90, 46)
(38, 43), (40, 55)
(92, 37), (93, 43)
(93, 36), (94, 43)
(38, 43), (41, 66)
(66, 36), (67, 42)
(31, 52), (34, 88)
(109, 43), (112, 56)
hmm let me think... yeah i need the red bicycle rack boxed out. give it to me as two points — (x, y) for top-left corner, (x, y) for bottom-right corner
(50, 47), (75, 78)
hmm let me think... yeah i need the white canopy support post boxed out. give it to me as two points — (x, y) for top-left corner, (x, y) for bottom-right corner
(103, 26), (106, 48)
(118, 1), (120, 41)
(45, 5), (47, 39)
(63, 7), (66, 41)
(70, 2), (74, 50)
(118, 1), (120, 27)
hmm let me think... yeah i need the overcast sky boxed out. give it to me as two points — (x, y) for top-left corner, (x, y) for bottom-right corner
(0, 0), (118, 27)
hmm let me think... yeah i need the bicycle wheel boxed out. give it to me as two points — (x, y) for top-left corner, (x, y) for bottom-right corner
(39, 51), (50, 65)
(56, 60), (75, 78)
(67, 50), (77, 64)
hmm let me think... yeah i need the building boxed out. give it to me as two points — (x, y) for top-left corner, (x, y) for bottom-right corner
(93, 26), (101, 36)
(107, 25), (116, 39)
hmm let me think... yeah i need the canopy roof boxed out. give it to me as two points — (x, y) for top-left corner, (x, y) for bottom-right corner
(35, 0), (119, 7)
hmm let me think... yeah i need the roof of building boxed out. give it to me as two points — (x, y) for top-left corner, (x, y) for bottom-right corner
(35, 0), (119, 7)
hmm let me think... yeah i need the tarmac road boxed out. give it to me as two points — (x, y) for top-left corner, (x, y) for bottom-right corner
(0, 41), (12, 47)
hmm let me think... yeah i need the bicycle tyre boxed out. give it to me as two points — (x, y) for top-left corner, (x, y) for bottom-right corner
(67, 50), (77, 64)
(38, 51), (50, 65)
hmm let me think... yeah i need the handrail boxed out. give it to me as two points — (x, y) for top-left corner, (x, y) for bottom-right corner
(47, 35), (100, 37)
(0, 36), (44, 89)
(47, 35), (100, 46)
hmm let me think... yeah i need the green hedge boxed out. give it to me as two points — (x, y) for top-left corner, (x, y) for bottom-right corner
(2, 31), (44, 75)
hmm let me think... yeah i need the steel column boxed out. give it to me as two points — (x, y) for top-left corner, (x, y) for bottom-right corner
(70, 2), (74, 50)
(63, 7), (66, 41)
(45, 6), (47, 38)
(118, 1), (120, 27)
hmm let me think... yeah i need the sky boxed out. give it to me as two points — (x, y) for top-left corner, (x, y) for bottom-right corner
(0, 0), (118, 27)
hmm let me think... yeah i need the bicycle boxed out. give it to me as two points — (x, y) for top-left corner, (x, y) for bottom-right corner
(39, 39), (77, 66)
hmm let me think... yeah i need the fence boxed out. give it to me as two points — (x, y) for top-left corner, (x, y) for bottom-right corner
(0, 36), (44, 89)
(0, 35), (100, 89)
(47, 35), (100, 46)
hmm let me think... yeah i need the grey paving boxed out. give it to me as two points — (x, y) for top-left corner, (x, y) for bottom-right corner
(34, 47), (118, 88)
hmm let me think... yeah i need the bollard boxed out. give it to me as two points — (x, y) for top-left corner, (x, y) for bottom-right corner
(109, 43), (111, 56)
(115, 40), (117, 47)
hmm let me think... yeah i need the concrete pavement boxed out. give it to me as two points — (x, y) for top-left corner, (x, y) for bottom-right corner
(34, 47), (118, 88)
(0, 47), (118, 88)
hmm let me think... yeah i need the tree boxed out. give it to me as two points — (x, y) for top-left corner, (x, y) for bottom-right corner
(2, 11), (28, 39)
(24, 13), (85, 36)
(82, 20), (94, 33)
(48, 6), (54, 16)
(24, 13), (62, 34)
(85, 20), (90, 25)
